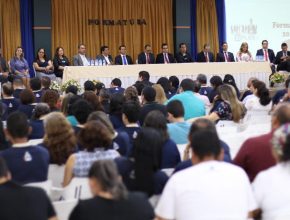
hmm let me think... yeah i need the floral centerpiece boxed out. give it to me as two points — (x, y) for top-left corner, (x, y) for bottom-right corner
(61, 79), (82, 93)
(49, 81), (61, 92)
(270, 72), (286, 84)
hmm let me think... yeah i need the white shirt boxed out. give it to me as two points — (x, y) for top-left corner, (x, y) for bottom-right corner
(79, 54), (89, 66)
(194, 93), (211, 107)
(252, 163), (290, 220)
(244, 95), (272, 112)
(104, 55), (111, 65)
(236, 52), (253, 62)
(155, 161), (257, 220)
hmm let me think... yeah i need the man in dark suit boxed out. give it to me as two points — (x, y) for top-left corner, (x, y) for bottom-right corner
(73, 44), (90, 66)
(175, 43), (194, 63)
(275, 43), (290, 72)
(156, 43), (176, 64)
(196, 43), (214, 62)
(137, 44), (155, 64)
(114, 45), (133, 65)
(256, 40), (275, 63)
(216, 42), (235, 62)
(96, 45), (113, 65)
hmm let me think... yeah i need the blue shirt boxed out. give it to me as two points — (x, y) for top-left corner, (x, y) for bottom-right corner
(29, 120), (44, 139)
(166, 91), (205, 120)
(2, 98), (20, 116)
(18, 104), (36, 119)
(167, 122), (191, 144)
(0, 145), (49, 184)
(161, 139), (181, 168)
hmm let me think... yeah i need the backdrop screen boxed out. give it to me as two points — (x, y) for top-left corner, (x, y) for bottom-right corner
(225, 0), (290, 57)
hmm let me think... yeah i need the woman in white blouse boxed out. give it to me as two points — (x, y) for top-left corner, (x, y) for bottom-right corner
(236, 42), (253, 62)
(244, 80), (272, 113)
(252, 121), (290, 220)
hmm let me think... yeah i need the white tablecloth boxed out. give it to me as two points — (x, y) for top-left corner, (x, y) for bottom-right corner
(63, 62), (272, 90)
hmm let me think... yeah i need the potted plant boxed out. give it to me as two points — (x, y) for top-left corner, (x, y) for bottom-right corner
(270, 72), (286, 88)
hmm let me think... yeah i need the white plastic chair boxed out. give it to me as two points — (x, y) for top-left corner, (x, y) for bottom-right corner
(48, 164), (65, 188)
(53, 199), (78, 220)
(25, 180), (52, 196)
(63, 177), (93, 200)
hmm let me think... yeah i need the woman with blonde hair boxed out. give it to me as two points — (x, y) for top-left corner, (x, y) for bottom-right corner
(236, 42), (253, 62)
(153, 84), (167, 105)
(207, 84), (246, 122)
(42, 112), (77, 165)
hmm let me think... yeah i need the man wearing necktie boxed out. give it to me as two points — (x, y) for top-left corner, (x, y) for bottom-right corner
(114, 45), (133, 65)
(156, 43), (176, 64)
(256, 40), (275, 64)
(216, 42), (235, 62)
(137, 44), (155, 64)
(196, 43), (214, 63)
(275, 42), (290, 72)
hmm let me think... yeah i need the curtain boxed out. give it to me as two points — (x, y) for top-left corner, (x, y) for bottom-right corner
(20, 0), (34, 77)
(215, 0), (226, 52)
(0, 0), (21, 61)
(51, 0), (173, 63)
(196, 0), (219, 57)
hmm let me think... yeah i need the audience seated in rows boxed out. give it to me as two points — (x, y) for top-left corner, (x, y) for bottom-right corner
(30, 78), (43, 103)
(196, 73), (212, 98)
(240, 77), (257, 102)
(18, 89), (36, 119)
(1, 83), (20, 118)
(208, 75), (223, 103)
(167, 78), (205, 120)
(153, 84), (168, 105)
(223, 74), (240, 98)
(29, 103), (50, 139)
(108, 78), (125, 94)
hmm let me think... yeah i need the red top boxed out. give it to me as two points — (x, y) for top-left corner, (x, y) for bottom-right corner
(234, 132), (276, 182)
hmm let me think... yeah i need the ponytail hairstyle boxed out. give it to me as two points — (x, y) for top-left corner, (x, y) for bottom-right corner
(88, 160), (128, 200)
(252, 80), (271, 106)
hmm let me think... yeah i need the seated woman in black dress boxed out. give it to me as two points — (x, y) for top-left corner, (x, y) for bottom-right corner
(33, 48), (56, 80)
(69, 160), (154, 220)
(53, 47), (70, 78)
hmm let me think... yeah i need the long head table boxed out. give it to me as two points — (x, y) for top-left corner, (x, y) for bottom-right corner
(63, 62), (271, 90)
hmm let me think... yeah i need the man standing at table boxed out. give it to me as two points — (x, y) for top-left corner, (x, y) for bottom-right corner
(156, 43), (176, 64)
(96, 45), (113, 65)
(137, 44), (155, 64)
(216, 42), (235, 62)
(175, 43), (194, 63)
(275, 43), (290, 72)
(196, 43), (214, 63)
(115, 45), (133, 65)
(73, 44), (90, 66)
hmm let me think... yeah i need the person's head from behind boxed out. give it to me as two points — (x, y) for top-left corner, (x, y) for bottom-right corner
(13, 78), (24, 89)
(20, 89), (35, 105)
(271, 103), (290, 130)
(83, 91), (103, 111)
(143, 110), (168, 142)
(152, 84), (167, 105)
(122, 101), (140, 125)
(43, 112), (76, 165)
(87, 111), (115, 136)
(29, 77), (42, 91)
(78, 120), (114, 151)
(141, 86), (156, 103)
(95, 82), (106, 95)
(71, 99), (94, 124)
(84, 80), (95, 92)
(190, 128), (222, 164)
(111, 78), (122, 88)
(65, 85), (78, 95)
(0, 157), (11, 182)
(32, 103), (50, 120)
(179, 78), (195, 93)
(217, 84), (243, 122)
(247, 77), (258, 90)
(88, 160), (127, 199)
(272, 123), (290, 163)
(110, 93), (125, 114)
(196, 74), (207, 85)
(281, 43), (288, 52)
(124, 86), (140, 104)
(41, 76), (51, 90)
(193, 80), (201, 93)
(223, 74), (237, 88)
(210, 75), (223, 90)
(133, 127), (163, 196)
(157, 77), (170, 93)
(41, 89), (59, 111)
(167, 100), (184, 122)
(169, 75), (179, 91)
(98, 88), (110, 102)
(252, 80), (271, 106)
(138, 71), (150, 82)
(2, 83), (13, 97)
(5, 112), (30, 143)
